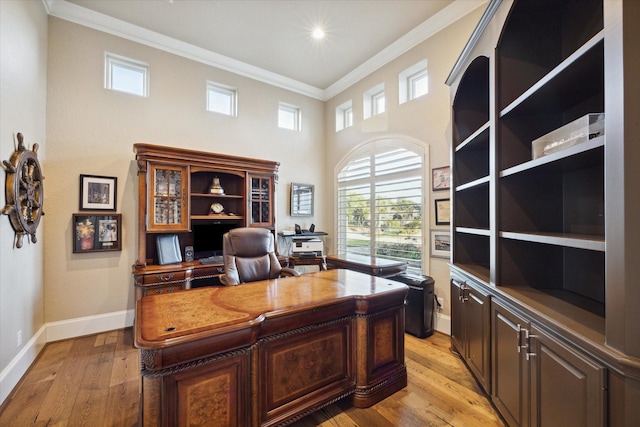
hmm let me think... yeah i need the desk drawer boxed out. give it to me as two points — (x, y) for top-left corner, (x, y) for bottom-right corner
(194, 265), (225, 277)
(144, 284), (182, 296)
(143, 271), (186, 285)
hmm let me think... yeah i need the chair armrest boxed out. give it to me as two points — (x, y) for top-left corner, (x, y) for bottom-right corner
(279, 267), (301, 277)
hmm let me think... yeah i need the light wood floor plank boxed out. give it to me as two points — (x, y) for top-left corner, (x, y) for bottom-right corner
(32, 335), (98, 426)
(0, 329), (504, 426)
(66, 334), (117, 426)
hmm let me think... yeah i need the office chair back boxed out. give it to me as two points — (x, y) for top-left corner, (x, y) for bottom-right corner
(220, 227), (298, 285)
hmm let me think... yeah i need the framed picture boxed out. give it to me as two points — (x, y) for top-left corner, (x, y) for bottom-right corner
(432, 166), (450, 191)
(430, 230), (451, 258)
(435, 198), (451, 225)
(290, 182), (314, 216)
(73, 213), (122, 253)
(79, 174), (117, 211)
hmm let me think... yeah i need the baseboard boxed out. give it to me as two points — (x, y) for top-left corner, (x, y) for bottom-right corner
(434, 311), (451, 336)
(0, 324), (47, 405)
(0, 309), (135, 406)
(45, 309), (135, 342)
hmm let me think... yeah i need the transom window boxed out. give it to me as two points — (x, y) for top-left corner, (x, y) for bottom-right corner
(372, 91), (386, 115)
(335, 100), (353, 132)
(278, 103), (301, 131)
(399, 60), (428, 104)
(409, 71), (428, 99)
(336, 140), (426, 273)
(207, 81), (237, 116)
(363, 83), (385, 119)
(105, 52), (149, 97)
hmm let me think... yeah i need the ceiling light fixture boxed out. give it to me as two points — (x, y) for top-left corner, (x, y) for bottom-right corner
(312, 28), (325, 40)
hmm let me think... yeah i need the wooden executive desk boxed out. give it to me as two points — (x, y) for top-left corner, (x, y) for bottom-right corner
(135, 269), (408, 427)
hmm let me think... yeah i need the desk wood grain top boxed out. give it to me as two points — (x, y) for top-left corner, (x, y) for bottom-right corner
(136, 269), (407, 347)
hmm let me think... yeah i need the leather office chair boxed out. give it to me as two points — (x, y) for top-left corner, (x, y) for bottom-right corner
(219, 227), (299, 286)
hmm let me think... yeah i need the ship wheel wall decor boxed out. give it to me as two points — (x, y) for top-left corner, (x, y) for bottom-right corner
(1, 133), (45, 248)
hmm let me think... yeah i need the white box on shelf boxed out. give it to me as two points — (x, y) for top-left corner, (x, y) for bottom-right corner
(532, 113), (604, 160)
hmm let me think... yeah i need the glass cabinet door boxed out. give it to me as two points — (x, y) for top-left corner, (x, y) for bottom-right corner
(148, 164), (189, 231)
(250, 175), (273, 226)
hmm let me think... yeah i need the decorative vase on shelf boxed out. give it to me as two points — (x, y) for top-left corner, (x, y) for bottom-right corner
(209, 176), (225, 195)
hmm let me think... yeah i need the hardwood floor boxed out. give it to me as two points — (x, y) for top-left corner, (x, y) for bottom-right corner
(0, 329), (504, 426)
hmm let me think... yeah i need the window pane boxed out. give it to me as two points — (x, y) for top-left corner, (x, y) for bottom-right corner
(364, 84), (384, 119)
(111, 64), (145, 96)
(207, 82), (237, 116)
(278, 104), (300, 131)
(208, 89), (232, 115)
(345, 108), (353, 128)
(374, 177), (422, 270)
(410, 72), (428, 99)
(375, 148), (421, 176)
(279, 109), (295, 129)
(335, 101), (353, 132)
(373, 92), (386, 115)
(337, 145), (423, 273)
(399, 60), (428, 104)
(338, 155), (370, 183)
(338, 184), (371, 256)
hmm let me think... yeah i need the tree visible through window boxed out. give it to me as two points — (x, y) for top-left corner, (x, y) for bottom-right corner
(337, 141), (424, 272)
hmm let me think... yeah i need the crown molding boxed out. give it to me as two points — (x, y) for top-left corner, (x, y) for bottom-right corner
(44, 0), (487, 101)
(324, 0), (488, 100)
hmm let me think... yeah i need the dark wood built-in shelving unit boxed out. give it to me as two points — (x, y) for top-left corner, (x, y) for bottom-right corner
(446, 0), (640, 425)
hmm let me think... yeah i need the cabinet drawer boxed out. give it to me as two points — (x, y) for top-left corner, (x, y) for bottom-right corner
(144, 285), (182, 296)
(143, 271), (186, 284)
(194, 266), (225, 277)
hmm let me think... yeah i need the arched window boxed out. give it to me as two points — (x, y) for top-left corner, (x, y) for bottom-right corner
(336, 138), (427, 273)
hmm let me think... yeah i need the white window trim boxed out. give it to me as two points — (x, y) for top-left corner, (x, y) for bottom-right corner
(278, 102), (301, 132)
(399, 59), (428, 104)
(363, 83), (385, 120)
(206, 81), (238, 117)
(335, 100), (353, 132)
(104, 52), (149, 97)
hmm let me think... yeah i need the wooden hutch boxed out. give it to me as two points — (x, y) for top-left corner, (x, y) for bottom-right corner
(132, 143), (279, 299)
(447, 0), (640, 426)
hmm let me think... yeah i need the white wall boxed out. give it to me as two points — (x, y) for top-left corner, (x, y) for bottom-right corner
(44, 17), (326, 324)
(324, 9), (485, 322)
(0, 0), (48, 404)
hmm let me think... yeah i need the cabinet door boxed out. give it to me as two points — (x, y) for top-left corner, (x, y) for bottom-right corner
(148, 163), (189, 231)
(529, 325), (605, 427)
(492, 299), (529, 427)
(450, 277), (491, 392)
(450, 278), (465, 356)
(249, 175), (273, 227)
(164, 351), (250, 426)
(465, 284), (490, 392)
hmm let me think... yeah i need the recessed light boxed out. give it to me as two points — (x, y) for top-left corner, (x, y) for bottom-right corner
(312, 28), (325, 40)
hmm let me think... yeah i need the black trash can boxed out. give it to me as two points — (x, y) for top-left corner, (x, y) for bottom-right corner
(389, 273), (435, 338)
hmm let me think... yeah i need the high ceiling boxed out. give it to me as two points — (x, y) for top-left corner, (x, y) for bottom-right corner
(47, 0), (486, 99)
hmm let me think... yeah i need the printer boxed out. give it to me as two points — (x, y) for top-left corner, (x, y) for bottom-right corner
(291, 237), (323, 256)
